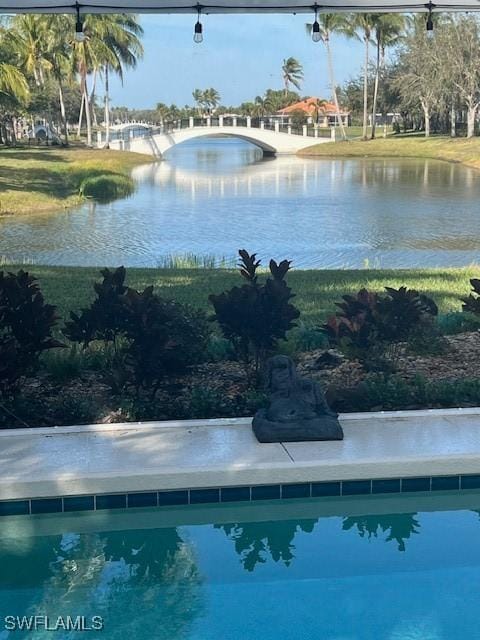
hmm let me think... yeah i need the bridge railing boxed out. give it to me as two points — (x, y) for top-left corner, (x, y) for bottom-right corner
(98, 117), (336, 146)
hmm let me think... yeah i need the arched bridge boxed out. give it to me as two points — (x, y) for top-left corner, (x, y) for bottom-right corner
(99, 116), (335, 157)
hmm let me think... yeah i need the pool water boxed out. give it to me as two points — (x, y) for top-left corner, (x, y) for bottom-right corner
(1, 493), (480, 639)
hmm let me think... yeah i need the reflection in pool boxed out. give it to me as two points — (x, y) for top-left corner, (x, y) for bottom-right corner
(2, 495), (480, 639)
(1, 138), (480, 268)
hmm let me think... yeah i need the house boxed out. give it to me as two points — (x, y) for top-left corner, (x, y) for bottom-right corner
(276, 97), (350, 127)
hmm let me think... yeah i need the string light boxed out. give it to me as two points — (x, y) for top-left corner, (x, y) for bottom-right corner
(194, 4), (203, 43)
(426, 1), (435, 37)
(311, 4), (321, 42)
(74, 2), (85, 42)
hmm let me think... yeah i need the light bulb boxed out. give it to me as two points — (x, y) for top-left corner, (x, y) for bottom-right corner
(194, 20), (203, 43)
(426, 16), (434, 38)
(75, 21), (85, 42)
(312, 20), (321, 42)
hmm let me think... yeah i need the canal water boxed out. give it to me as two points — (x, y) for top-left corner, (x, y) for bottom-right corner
(1, 138), (480, 269)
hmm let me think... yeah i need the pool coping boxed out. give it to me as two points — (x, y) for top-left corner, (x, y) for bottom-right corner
(1, 407), (480, 516)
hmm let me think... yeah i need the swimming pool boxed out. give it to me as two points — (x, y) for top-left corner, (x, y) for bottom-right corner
(1, 492), (479, 639)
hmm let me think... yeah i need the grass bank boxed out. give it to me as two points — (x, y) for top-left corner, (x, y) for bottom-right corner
(0, 146), (153, 215)
(300, 135), (480, 172)
(5, 264), (479, 326)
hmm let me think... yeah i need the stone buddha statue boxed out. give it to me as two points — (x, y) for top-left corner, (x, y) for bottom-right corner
(252, 355), (344, 443)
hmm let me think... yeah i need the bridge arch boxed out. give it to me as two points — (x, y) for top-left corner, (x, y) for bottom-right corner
(159, 130), (277, 155)
(106, 124), (333, 157)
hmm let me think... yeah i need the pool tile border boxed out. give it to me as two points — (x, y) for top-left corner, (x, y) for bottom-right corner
(1, 473), (479, 516)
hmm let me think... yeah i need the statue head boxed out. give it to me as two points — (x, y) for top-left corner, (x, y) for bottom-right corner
(265, 355), (297, 395)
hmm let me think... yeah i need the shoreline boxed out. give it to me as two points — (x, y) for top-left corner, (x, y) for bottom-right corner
(298, 135), (480, 173)
(0, 146), (153, 216)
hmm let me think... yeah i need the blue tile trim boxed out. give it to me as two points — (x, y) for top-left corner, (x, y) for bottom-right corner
(0, 500), (30, 516)
(311, 481), (341, 497)
(402, 477), (431, 493)
(31, 498), (63, 514)
(64, 495), (95, 512)
(282, 483), (311, 499)
(190, 488), (220, 504)
(96, 494), (127, 510)
(0, 473), (476, 516)
(431, 476), (460, 491)
(372, 479), (401, 494)
(461, 474), (480, 490)
(251, 485), (281, 501)
(158, 490), (188, 506)
(127, 492), (158, 508)
(221, 486), (251, 502)
(342, 480), (372, 496)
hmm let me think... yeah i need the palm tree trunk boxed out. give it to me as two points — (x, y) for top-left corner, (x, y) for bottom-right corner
(362, 35), (369, 140)
(77, 92), (85, 137)
(84, 86), (92, 146)
(450, 97), (456, 138)
(90, 69), (98, 127)
(104, 65), (110, 147)
(371, 40), (381, 140)
(58, 81), (69, 145)
(325, 38), (347, 141)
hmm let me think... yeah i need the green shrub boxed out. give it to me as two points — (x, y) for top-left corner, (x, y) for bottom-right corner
(65, 267), (210, 396)
(331, 373), (480, 413)
(323, 286), (438, 366)
(209, 250), (300, 383)
(79, 174), (135, 202)
(64, 267), (129, 348)
(42, 345), (84, 381)
(121, 287), (210, 395)
(0, 270), (63, 397)
(437, 311), (480, 335)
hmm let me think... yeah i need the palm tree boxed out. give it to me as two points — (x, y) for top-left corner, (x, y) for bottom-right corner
(204, 87), (221, 114)
(9, 15), (52, 87)
(282, 57), (303, 96)
(347, 13), (378, 140)
(311, 98), (328, 124)
(72, 13), (143, 146)
(192, 89), (203, 115)
(0, 62), (29, 103)
(371, 14), (405, 138)
(306, 14), (349, 140)
(43, 15), (74, 144)
(155, 102), (170, 125)
(95, 14), (143, 146)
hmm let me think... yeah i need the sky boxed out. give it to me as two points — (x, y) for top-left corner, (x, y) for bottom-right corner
(108, 13), (365, 109)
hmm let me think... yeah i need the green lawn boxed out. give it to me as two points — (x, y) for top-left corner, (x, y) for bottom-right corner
(0, 146), (152, 215)
(5, 264), (479, 326)
(300, 135), (480, 172)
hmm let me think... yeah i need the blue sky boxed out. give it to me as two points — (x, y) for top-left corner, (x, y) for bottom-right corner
(108, 14), (365, 109)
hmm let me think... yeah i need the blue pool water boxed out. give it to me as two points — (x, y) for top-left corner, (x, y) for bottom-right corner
(1, 494), (480, 639)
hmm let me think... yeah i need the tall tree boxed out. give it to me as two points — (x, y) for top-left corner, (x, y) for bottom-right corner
(9, 15), (51, 87)
(72, 13), (143, 146)
(442, 16), (480, 139)
(281, 57), (303, 96)
(347, 13), (378, 139)
(371, 14), (405, 139)
(306, 14), (350, 140)
(394, 19), (442, 138)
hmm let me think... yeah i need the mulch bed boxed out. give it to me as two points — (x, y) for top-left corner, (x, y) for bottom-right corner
(4, 331), (480, 428)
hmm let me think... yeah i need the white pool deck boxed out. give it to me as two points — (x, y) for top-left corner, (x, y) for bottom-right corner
(1, 407), (480, 501)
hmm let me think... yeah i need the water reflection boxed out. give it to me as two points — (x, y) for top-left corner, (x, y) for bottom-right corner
(215, 519), (318, 571)
(2, 506), (480, 639)
(342, 513), (420, 552)
(1, 138), (480, 268)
